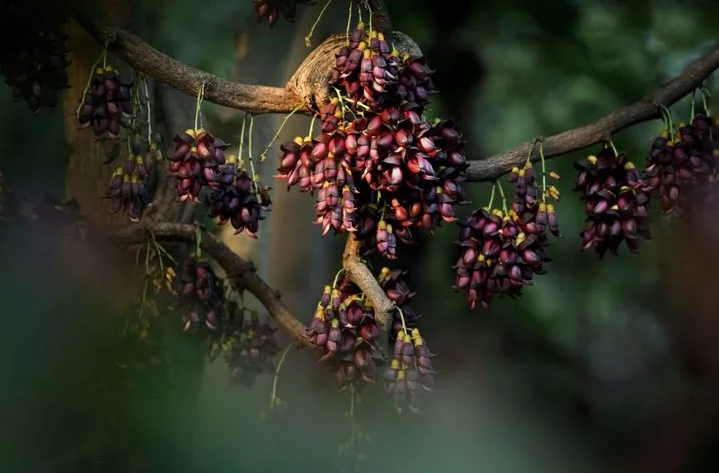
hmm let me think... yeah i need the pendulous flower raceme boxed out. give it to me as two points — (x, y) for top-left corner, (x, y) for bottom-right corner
(575, 145), (652, 257)
(306, 272), (381, 393)
(168, 128), (230, 202)
(208, 157), (272, 239)
(0, 10), (70, 114)
(175, 254), (225, 332)
(275, 21), (469, 259)
(454, 156), (560, 310)
(644, 113), (719, 215)
(251, 0), (316, 27)
(383, 327), (435, 414)
(211, 301), (281, 388)
(104, 141), (151, 222)
(77, 65), (134, 139)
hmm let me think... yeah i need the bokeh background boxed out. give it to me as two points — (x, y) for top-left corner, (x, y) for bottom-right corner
(1, 1), (718, 472)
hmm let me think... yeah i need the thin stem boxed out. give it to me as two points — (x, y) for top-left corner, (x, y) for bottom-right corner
(607, 139), (619, 156)
(496, 180), (509, 214)
(345, 0), (353, 39)
(247, 114), (259, 196)
(305, 0), (334, 47)
(308, 114), (316, 138)
(487, 182), (497, 209)
(101, 46), (108, 68)
(238, 114), (247, 166)
(525, 137), (541, 165)
(331, 268), (345, 288)
(259, 104), (303, 162)
(538, 139), (547, 203)
(396, 307), (408, 334)
(194, 225), (202, 258)
(269, 342), (295, 408)
(142, 76), (152, 143)
(193, 82), (205, 131)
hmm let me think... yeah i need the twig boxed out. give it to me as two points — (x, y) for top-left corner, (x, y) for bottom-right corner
(110, 223), (318, 351)
(342, 234), (394, 361)
(70, 10), (309, 116)
(466, 44), (719, 182)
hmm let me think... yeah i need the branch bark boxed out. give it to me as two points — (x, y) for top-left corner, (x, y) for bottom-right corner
(466, 44), (719, 182)
(110, 222), (318, 351)
(342, 234), (395, 361)
(71, 10), (309, 115)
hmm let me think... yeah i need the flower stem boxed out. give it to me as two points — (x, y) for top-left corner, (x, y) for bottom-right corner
(193, 83), (205, 131)
(259, 104), (303, 162)
(269, 342), (295, 408)
(496, 180), (509, 214)
(305, 0), (334, 47)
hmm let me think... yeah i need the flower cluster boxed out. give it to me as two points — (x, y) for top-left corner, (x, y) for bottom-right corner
(455, 159), (559, 309)
(383, 328), (434, 414)
(306, 273), (380, 392)
(77, 65), (133, 139)
(574, 146), (652, 257)
(176, 254), (225, 332)
(377, 267), (419, 342)
(251, 0), (315, 27)
(0, 11), (69, 113)
(168, 128), (230, 202)
(275, 21), (469, 258)
(645, 114), (718, 215)
(212, 302), (281, 388)
(105, 142), (151, 222)
(208, 158), (272, 238)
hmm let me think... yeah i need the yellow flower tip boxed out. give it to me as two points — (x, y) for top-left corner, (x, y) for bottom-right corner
(103, 65), (114, 72)
(587, 155), (598, 164)
(226, 154), (238, 163)
(548, 171), (560, 179)
(377, 32), (385, 41)
(184, 128), (196, 137)
(358, 41), (368, 50)
(390, 359), (401, 369)
(292, 136), (304, 145)
(380, 267), (391, 278)
(363, 48), (371, 58)
(546, 203), (555, 212)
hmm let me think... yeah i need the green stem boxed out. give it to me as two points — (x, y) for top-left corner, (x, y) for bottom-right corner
(193, 83), (205, 131)
(487, 182), (496, 209)
(269, 342), (295, 408)
(305, 0), (334, 47)
(238, 114), (246, 166)
(247, 114), (259, 196)
(259, 104), (303, 162)
(538, 140), (547, 203)
(496, 180), (509, 214)
(345, 0), (353, 39)
(396, 307), (407, 334)
(331, 268), (345, 288)
(142, 76), (152, 143)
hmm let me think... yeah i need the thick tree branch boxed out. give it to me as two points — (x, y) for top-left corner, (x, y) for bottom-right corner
(466, 44), (719, 182)
(71, 10), (309, 115)
(110, 222), (318, 351)
(342, 234), (395, 361)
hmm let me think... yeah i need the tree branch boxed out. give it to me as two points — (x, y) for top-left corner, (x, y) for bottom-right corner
(109, 222), (318, 351)
(342, 234), (394, 361)
(70, 10), (310, 116)
(466, 44), (719, 182)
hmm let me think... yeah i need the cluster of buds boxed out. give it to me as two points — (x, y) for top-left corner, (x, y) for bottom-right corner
(454, 157), (560, 309)
(383, 328), (435, 414)
(377, 267), (420, 342)
(104, 142), (150, 222)
(175, 254), (225, 332)
(77, 65), (133, 139)
(454, 207), (552, 309)
(251, 0), (315, 27)
(305, 273), (380, 392)
(275, 22), (468, 258)
(0, 10), (69, 113)
(168, 128), (230, 202)
(644, 113), (719, 214)
(574, 146), (652, 257)
(208, 158), (272, 238)
(215, 304), (281, 388)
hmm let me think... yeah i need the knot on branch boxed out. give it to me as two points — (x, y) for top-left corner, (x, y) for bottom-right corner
(287, 32), (423, 114)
